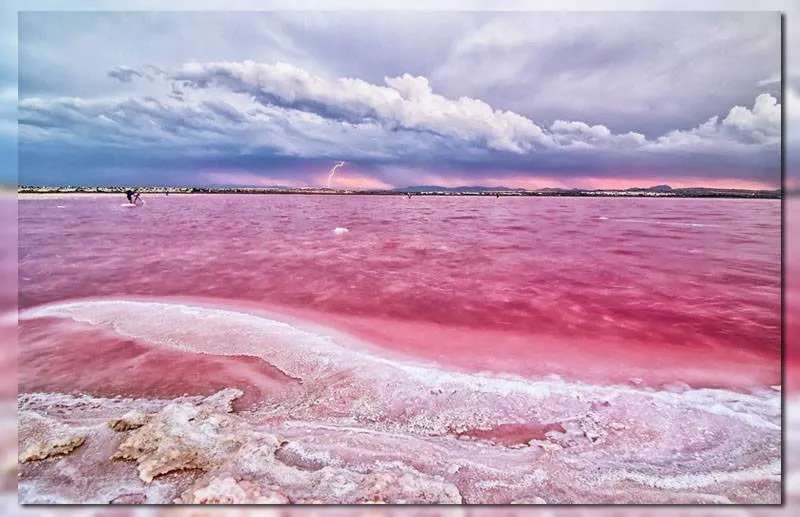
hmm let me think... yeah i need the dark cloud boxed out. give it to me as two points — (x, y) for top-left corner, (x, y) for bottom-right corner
(15, 10), (787, 188)
(17, 60), (784, 187)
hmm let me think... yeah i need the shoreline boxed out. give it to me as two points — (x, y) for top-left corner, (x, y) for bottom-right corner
(16, 187), (783, 199)
(15, 293), (782, 504)
(16, 297), (782, 505)
(18, 294), (781, 394)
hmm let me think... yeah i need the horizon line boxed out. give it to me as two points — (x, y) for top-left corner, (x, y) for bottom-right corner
(16, 184), (785, 193)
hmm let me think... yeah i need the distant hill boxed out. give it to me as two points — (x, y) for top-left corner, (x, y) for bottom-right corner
(672, 187), (781, 195)
(624, 184), (673, 192)
(394, 185), (526, 193)
(404, 185), (675, 193)
(537, 187), (581, 192)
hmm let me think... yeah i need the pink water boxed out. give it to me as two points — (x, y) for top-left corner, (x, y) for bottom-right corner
(15, 194), (784, 503)
(18, 194), (781, 390)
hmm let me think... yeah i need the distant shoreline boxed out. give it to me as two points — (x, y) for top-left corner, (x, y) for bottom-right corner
(17, 186), (784, 199)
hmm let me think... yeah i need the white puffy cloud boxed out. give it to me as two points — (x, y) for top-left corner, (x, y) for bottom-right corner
(17, 59), (784, 186)
(720, 93), (781, 141)
(549, 120), (647, 149)
(651, 94), (781, 151)
(139, 60), (781, 156)
(170, 61), (555, 153)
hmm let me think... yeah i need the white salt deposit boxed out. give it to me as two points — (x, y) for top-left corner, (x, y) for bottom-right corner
(17, 298), (782, 504)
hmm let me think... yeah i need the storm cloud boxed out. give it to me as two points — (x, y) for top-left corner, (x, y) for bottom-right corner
(16, 10), (786, 189)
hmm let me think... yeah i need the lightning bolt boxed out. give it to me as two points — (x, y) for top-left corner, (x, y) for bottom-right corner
(326, 161), (345, 189)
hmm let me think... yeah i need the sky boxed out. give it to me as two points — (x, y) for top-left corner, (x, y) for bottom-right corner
(3, 1), (799, 190)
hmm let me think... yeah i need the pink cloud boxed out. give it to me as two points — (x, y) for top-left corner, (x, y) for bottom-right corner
(304, 163), (394, 190)
(415, 173), (570, 190)
(203, 169), (779, 192)
(415, 173), (779, 191)
(420, 171), (779, 191)
(202, 169), (392, 191)
(574, 177), (779, 190)
(316, 174), (393, 190)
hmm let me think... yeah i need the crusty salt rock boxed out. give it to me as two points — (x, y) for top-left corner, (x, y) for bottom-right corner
(544, 422), (592, 449)
(178, 476), (290, 504)
(112, 397), (245, 483)
(108, 410), (149, 432)
(273, 440), (328, 471)
(362, 472), (463, 504)
(529, 439), (562, 452)
(201, 388), (244, 413)
(18, 411), (86, 462)
(579, 413), (605, 443)
(584, 428), (602, 442)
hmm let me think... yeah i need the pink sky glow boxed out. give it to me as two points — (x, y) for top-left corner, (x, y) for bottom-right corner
(204, 171), (393, 190)
(203, 170), (779, 191)
(573, 177), (780, 191)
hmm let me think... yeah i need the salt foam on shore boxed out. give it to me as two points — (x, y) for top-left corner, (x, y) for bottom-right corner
(17, 299), (782, 504)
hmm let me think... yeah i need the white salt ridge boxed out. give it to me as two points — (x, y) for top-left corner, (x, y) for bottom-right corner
(333, 227), (349, 234)
(19, 300), (778, 425)
(18, 298), (782, 503)
(19, 299), (779, 420)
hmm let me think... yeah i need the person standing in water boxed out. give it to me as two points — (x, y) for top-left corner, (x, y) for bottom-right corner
(125, 188), (141, 205)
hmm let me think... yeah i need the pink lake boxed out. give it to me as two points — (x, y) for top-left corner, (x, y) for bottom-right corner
(14, 193), (784, 504)
(18, 194), (781, 391)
